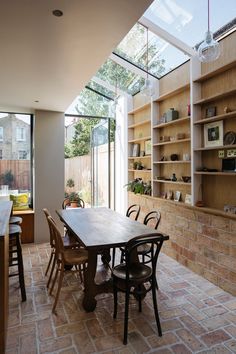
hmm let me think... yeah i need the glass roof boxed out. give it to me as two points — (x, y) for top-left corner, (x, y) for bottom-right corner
(114, 22), (189, 79)
(96, 58), (145, 95)
(144, 0), (236, 48)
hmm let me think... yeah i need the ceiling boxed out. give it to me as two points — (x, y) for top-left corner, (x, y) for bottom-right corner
(0, 0), (153, 113)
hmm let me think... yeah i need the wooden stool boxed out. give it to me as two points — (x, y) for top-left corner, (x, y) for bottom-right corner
(9, 224), (26, 302)
(9, 216), (23, 225)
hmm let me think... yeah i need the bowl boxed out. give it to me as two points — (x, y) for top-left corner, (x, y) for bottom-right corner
(182, 176), (191, 183)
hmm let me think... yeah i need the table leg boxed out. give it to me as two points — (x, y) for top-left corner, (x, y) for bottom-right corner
(82, 249), (98, 312)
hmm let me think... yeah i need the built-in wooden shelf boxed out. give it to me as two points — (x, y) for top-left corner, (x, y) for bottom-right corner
(128, 136), (151, 143)
(153, 179), (191, 186)
(128, 102), (151, 115)
(128, 119), (150, 128)
(194, 59), (236, 82)
(153, 116), (190, 129)
(153, 138), (190, 147)
(194, 111), (236, 125)
(194, 144), (236, 152)
(154, 83), (190, 102)
(194, 88), (236, 105)
(128, 169), (152, 172)
(128, 156), (151, 159)
(194, 171), (236, 176)
(153, 160), (191, 164)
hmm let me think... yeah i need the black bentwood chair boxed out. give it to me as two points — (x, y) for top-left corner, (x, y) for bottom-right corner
(126, 204), (140, 220)
(112, 232), (169, 345)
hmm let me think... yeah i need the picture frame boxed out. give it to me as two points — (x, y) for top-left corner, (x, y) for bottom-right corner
(132, 143), (140, 157)
(206, 106), (216, 118)
(167, 190), (173, 200)
(204, 120), (223, 148)
(174, 191), (181, 202)
(185, 194), (192, 204)
(144, 140), (151, 155)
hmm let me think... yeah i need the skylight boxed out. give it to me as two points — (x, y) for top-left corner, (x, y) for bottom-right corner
(144, 0), (236, 48)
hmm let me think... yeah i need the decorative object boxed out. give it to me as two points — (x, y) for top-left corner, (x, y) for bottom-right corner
(144, 140), (151, 155)
(132, 143), (140, 157)
(133, 161), (143, 170)
(140, 27), (154, 97)
(160, 136), (170, 142)
(140, 150), (145, 157)
(224, 205), (236, 214)
(204, 120), (223, 147)
(185, 194), (192, 204)
(206, 106), (216, 118)
(223, 131), (236, 145)
(9, 193), (29, 210)
(224, 106), (230, 114)
(174, 191), (181, 202)
(170, 154), (178, 161)
(161, 192), (167, 199)
(171, 173), (177, 181)
(183, 153), (190, 161)
(182, 176), (191, 183)
(222, 158), (236, 172)
(160, 156), (167, 161)
(166, 108), (179, 122)
(197, 0), (220, 62)
(159, 114), (166, 124)
(167, 190), (173, 200)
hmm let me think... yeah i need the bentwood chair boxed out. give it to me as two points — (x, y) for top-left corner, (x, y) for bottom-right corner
(120, 210), (161, 264)
(62, 197), (85, 209)
(43, 208), (80, 289)
(112, 205), (141, 267)
(47, 216), (88, 313)
(112, 232), (169, 344)
(126, 204), (140, 220)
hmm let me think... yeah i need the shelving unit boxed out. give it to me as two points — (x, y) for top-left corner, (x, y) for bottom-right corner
(192, 59), (236, 211)
(128, 102), (151, 184)
(152, 82), (191, 203)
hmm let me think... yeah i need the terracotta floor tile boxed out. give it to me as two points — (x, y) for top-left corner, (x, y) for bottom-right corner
(6, 243), (236, 354)
(201, 329), (231, 347)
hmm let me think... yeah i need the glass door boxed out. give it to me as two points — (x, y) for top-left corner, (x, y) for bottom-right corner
(91, 118), (115, 208)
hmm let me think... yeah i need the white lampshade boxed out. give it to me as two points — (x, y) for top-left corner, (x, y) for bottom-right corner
(140, 78), (154, 97)
(198, 30), (220, 62)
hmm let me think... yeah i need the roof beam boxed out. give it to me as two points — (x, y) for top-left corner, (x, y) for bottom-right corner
(110, 53), (148, 79)
(139, 16), (196, 57)
(92, 76), (129, 97)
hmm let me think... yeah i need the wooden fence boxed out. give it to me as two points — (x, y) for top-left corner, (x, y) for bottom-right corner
(0, 160), (30, 190)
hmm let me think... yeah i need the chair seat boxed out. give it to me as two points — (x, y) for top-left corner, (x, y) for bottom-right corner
(64, 248), (88, 265)
(112, 263), (152, 283)
(9, 224), (22, 235)
(9, 216), (23, 225)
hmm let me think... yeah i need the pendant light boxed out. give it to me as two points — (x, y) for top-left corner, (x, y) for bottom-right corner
(140, 27), (154, 97)
(197, 0), (220, 62)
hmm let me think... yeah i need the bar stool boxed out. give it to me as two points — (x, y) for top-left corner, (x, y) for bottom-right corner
(9, 216), (23, 225)
(9, 224), (26, 302)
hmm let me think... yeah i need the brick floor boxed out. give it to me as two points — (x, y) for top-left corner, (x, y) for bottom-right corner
(6, 243), (236, 353)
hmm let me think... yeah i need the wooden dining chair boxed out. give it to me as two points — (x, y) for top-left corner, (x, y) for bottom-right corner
(47, 215), (88, 313)
(112, 204), (141, 267)
(43, 208), (80, 289)
(119, 210), (161, 264)
(62, 197), (85, 209)
(112, 232), (168, 345)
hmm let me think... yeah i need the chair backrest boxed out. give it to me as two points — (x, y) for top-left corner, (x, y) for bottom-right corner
(62, 198), (85, 209)
(143, 211), (161, 230)
(124, 233), (169, 279)
(43, 208), (54, 247)
(47, 216), (65, 258)
(126, 204), (140, 221)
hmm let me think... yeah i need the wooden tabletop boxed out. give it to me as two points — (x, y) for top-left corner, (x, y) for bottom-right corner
(56, 207), (158, 249)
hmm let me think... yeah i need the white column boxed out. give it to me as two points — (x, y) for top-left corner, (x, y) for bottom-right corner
(34, 110), (64, 243)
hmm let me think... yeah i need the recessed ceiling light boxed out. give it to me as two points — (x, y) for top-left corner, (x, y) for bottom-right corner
(52, 9), (63, 17)
(34, 100), (39, 103)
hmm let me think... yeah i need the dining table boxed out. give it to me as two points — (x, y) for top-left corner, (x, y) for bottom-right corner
(56, 207), (168, 312)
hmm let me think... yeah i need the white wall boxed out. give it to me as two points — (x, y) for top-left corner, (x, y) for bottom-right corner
(34, 110), (64, 243)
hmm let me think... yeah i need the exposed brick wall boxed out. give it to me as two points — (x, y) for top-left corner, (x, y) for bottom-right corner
(128, 192), (236, 296)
